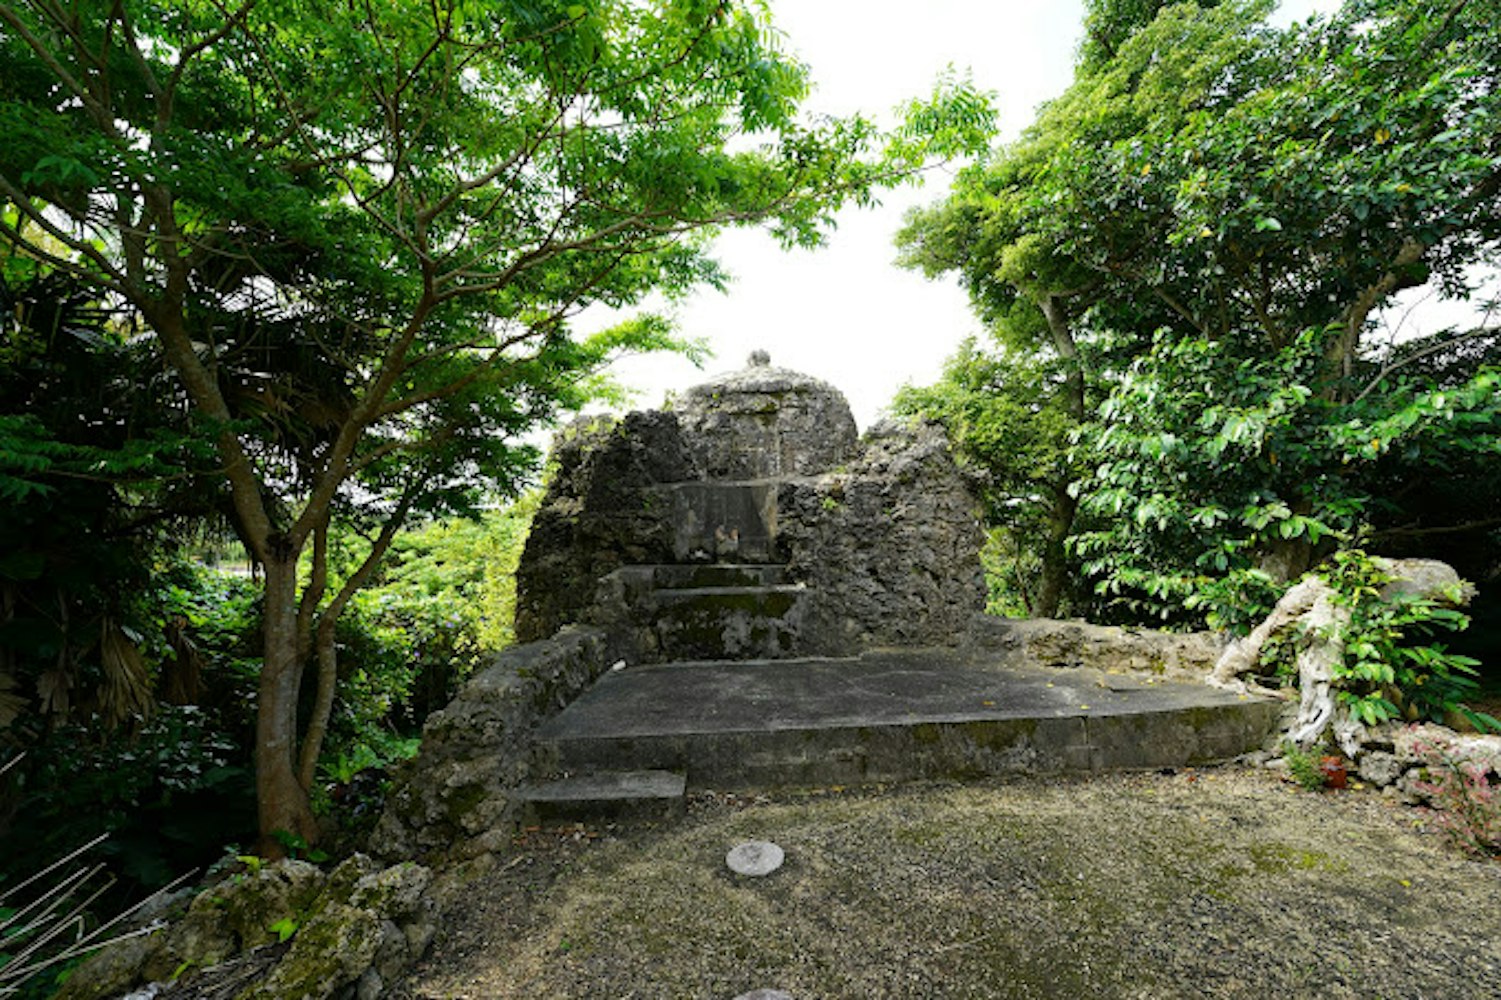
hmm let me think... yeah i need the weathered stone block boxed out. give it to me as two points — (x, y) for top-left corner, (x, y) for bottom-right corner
(1357, 750), (1404, 787)
(675, 354), (859, 479)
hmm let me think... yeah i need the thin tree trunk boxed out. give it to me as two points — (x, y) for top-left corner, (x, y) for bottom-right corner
(296, 489), (418, 790)
(256, 554), (318, 856)
(1036, 483), (1078, 618)
(296, 522), (330, 668)
(1037, 294), (1087, 421)
(1035, 293), (1086, 617)
(301, 622), (339, 792)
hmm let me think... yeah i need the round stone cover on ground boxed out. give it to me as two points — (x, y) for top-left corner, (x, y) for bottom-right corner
(725, 840), (784, 877)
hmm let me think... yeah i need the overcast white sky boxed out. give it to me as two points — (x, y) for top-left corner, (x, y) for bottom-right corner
(595, 0), (1343, 430)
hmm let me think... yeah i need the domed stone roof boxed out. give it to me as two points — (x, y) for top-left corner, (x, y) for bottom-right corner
(675, 351), (859, 479)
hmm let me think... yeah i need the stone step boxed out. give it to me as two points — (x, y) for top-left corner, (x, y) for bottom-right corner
(649, 564), (790, 589)
(514, 769), (687, 825)
(648, 584), (806, 661)
(533, 652), (1282, 789)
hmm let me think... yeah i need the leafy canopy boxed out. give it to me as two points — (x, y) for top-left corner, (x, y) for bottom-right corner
(0, 0), (996, 847)
(901, 0), (1501, 631)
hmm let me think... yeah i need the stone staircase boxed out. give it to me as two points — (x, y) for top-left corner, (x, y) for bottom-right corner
(602, 563), (807, 662)
(513, 769), (687, 826)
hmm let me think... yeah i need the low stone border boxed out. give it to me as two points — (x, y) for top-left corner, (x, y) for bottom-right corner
(369, 625), (619, 863)
(969, 615), (1225, 682)
(1341, 722), (1501, 804)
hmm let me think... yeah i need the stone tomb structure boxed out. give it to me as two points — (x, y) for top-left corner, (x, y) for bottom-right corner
(372, 355), (1279, 863)
(514, 352), (986, 662)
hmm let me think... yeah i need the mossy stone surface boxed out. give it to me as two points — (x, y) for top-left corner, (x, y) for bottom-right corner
(235, 902), (382, 1000)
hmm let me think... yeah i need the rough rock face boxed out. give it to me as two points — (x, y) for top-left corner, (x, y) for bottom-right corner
(1375, 557), (1477, 604)
(374, 357), (984, 860)
(1276, 721), (1501, 810)
(514, 410), (695, 642)
(370, 626), (617, 862)
(513, 356), (985, 659)
(54, 856), (434, 1000)
(674, 354), (859, 479)
(776, 420), (985, 649)
(238, 857), (434, 1000)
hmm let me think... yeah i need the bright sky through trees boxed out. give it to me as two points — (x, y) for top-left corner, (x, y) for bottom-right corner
(599, 0), (1346, 428)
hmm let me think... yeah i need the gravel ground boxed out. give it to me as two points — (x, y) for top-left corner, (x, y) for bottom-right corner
(390, 767), (1501, 999)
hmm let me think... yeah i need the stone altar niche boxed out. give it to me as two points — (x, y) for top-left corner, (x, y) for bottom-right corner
(514, 353), (985, 661)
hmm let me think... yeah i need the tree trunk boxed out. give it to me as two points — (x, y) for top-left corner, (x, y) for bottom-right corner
(298, 619), (340, 793)
(1036, 483), (1078, 618)
(295, 488), (416, 789)
(256, 553), (318, 856)
(1208, 558), (1472, 757)
(1034, 294), (1087, 618)
(1037, 294), (1087, 421)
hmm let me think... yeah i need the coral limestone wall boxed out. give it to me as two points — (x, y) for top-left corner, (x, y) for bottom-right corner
(513, 355), (984, 658)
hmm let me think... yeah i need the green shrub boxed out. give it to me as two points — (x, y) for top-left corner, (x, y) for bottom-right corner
(1319, 551), (1497, 733)
(1, 705), (254, 895)
(1280, 741), (1327, 792)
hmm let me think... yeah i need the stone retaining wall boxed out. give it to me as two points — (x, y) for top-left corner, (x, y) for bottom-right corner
(370, 626), (618, 863)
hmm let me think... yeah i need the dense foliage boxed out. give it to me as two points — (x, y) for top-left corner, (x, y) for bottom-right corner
(0, 267), (215, 730)
(901, 0), (1501, 607)
(0, 493), (535, 949)
(1315, 551), (1490, 732)
(0, 0), (993, 849)
(318, 496), (538, 786)
(899, 0), (1501, 732)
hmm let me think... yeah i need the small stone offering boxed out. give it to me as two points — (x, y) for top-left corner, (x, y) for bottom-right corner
(725, 840), (784, 877)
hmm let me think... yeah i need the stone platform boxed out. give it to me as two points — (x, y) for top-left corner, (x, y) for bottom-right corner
(532, 650), (1281, 792)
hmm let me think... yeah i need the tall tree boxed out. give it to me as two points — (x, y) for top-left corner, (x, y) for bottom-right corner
(899, 1), (1278, 613)
(902, 0), (1501, 628)
(0, 0), (992, 851)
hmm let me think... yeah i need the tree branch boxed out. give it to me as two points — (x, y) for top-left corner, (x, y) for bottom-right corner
(296, 484), (418, 789)
(1351, 326), (1499, 404)
(0, 3), (111, 124)
(1367, 516), (1501, 540)
(0, 198), (130, 297)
